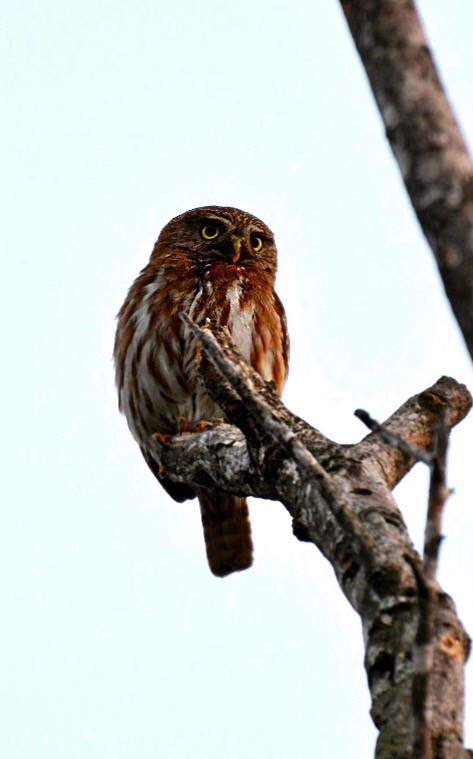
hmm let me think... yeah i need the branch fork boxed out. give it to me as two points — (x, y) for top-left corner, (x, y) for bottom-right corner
(155, 319), (471, 758)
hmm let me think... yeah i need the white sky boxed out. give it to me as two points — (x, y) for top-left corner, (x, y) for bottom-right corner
(2, 1), (472, 757)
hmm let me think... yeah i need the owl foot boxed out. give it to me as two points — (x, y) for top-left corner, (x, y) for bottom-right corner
(194, 341), (202, 368)
(193, 417), (225, 432)
(177, 416), (190, 434)
(152, 431), (172, 444)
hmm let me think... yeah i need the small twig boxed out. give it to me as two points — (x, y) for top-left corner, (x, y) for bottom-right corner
(183, 315), (286, 421)
(407, 554), (435, 759)
(425, 408), (450, 578)
(355, 408), (432, 465)
(184, 315), (385, 567)
(184, 315), (312, 451)
(411, 408), (451, 758)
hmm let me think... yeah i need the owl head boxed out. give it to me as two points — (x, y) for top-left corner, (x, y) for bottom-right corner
(152, 205), (278, 275)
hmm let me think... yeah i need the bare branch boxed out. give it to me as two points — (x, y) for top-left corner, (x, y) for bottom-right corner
(338, 0), (473, 361)
(408, 555), (435, 759)
(355, 377), (471, 490)
(406, 408), (450, 758)
(425, 409), (450, 579)
(153, 324), (472, 757)
(410, 409), (451, 758)
(356, 404), (455, 756)
(355, 408), (433, 465)
(183, 317), (385, 567)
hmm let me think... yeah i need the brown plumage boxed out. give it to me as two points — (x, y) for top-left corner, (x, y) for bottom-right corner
(114, 206), (289, 577)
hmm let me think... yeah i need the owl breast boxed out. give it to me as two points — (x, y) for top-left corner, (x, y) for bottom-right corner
(220, 281), (254, 363)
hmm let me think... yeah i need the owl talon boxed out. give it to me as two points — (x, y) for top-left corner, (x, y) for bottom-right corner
(152, 432), (171, 444)
(177, 416), (189, 434)
(195, 342), (202, 368)
(193, 417), (225, 432)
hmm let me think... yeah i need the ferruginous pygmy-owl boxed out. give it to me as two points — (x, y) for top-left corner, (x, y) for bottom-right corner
(114, 206), (289, 577)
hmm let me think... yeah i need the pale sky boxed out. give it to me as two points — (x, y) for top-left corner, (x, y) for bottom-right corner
(2, 1), (473, 757)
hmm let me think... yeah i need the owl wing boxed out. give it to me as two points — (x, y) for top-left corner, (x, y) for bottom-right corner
(274, 290), (290, 386)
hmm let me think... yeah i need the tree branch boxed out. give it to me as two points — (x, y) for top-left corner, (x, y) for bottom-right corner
(154, 323), (472, 758)
(411, 408), (451, 759)
(354, 408), (433, 465)
(357, 405), (455, 757)
(338, 0), (473, 361)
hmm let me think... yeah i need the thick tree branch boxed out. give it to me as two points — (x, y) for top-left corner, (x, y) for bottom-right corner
(155, 323), (472, 758)
(357, 406), (455, 758)
(338, 0), (473, 361)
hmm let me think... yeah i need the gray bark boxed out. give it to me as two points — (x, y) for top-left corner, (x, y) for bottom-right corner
(154, 323), (472, 758)
(337, 0), (473, 362)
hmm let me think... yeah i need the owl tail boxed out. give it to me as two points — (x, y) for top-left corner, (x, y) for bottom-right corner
(198, 491), (253, 577)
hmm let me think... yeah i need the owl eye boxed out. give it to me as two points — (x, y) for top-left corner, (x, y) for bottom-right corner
(251, 235), (263, 253)
(201, 224), (220, 240)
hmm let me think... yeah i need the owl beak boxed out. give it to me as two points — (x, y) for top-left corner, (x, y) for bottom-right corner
(230, 234), (242, 263)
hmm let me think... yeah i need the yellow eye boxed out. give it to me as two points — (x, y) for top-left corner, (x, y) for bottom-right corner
(251, 235), (263, 253)
(201, 224), (220, 240)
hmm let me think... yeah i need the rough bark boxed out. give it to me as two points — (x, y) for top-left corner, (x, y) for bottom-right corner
(338, 0), (473, 362)
(154, 322), (472, 759)
(356, 407), (453, 758)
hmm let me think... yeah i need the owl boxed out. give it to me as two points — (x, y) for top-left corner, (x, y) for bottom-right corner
(114, 206), (289, 576)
